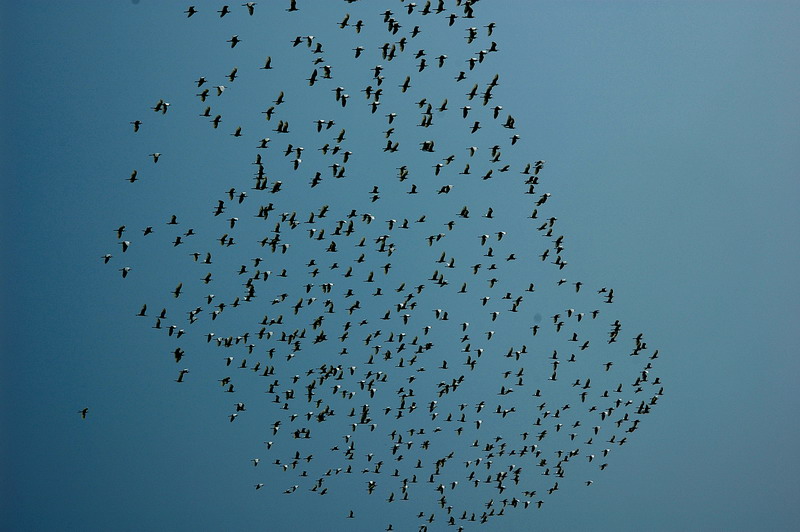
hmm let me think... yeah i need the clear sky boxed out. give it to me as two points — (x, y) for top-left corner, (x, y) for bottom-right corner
(2, 1), (799, 531)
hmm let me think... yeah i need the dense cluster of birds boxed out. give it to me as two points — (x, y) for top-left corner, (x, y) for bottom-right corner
(98, 1), (665, 529)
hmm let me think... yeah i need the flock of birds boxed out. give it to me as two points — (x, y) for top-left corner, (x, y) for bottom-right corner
(97, 1), (664, 529)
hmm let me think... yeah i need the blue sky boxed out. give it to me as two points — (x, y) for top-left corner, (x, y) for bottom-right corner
(2, 1), (799, 531)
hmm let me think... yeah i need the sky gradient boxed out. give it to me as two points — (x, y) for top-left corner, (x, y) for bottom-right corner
(2, 1), (799, 531)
